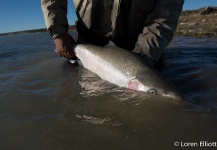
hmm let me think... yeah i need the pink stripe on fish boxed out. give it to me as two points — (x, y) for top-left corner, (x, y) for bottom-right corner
(128, 79), (140, 90)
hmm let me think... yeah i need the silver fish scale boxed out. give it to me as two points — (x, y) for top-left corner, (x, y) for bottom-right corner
(76, 44), (149, 79)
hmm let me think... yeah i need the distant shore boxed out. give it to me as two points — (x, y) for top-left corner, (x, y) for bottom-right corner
(1, 7), (217, 38)
(0, 28), (47, 36)
(0, 25), (76, 36)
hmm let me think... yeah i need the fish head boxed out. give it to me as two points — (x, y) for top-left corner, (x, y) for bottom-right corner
(128, 72), (184, 101)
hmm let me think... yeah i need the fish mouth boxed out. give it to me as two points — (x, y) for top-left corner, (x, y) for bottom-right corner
(161, 84), (185, 101)
(162, 92), (185, 101)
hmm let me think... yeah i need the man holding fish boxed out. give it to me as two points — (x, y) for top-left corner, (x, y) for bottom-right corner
(41, 0), (184, 66)
(41, 0), (185, 100)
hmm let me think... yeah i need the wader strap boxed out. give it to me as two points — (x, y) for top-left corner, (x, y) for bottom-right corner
(73, 0), (92, 29)
(111, 0), (121, 37)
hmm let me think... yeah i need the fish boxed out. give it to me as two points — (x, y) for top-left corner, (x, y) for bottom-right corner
(73, 43), (184, 101)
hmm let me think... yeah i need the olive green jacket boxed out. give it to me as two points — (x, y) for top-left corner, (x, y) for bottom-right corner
(41, 0), (184, 62)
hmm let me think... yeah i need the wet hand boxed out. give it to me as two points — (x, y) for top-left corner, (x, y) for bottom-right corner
(54, 33), (76, 59)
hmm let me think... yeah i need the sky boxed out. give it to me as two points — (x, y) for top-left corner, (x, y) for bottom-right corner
(0, 0), (216, 34)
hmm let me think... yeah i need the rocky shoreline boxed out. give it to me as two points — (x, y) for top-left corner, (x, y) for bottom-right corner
(1, 7), (217, 38)
(175, 7), (217, 38)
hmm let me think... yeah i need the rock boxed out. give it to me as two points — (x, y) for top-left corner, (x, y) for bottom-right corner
(180, 29), (187, 34)
(180, 22), (188, 26)
(189, 22), (199, 26)
(201, 19), (206, 22)
(200, 7), (217, 15)
(188, 29), (194, 33)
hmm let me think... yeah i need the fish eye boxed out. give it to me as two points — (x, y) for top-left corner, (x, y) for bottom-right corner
(148, 89), (157, 94)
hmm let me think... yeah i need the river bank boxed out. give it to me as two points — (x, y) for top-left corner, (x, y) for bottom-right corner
(175, 7), (217, 38)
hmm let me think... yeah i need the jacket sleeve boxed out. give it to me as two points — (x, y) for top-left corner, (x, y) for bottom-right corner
(133, 0), (184, 63)
(41, 0), (69, 34)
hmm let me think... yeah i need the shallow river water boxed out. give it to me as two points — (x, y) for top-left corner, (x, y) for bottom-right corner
(0, 33), (217, 150)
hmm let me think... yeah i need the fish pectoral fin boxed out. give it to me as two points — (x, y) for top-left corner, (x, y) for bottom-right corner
(128, 79), (140, 90)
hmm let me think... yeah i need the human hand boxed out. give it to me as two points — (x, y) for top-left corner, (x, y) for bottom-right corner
(54, 33), (76, 59)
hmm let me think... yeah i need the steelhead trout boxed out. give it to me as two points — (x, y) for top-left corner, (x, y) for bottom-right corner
(74, 43), (184, 101)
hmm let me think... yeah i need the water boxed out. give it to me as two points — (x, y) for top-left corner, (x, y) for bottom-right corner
(0, 33), (217, 150)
